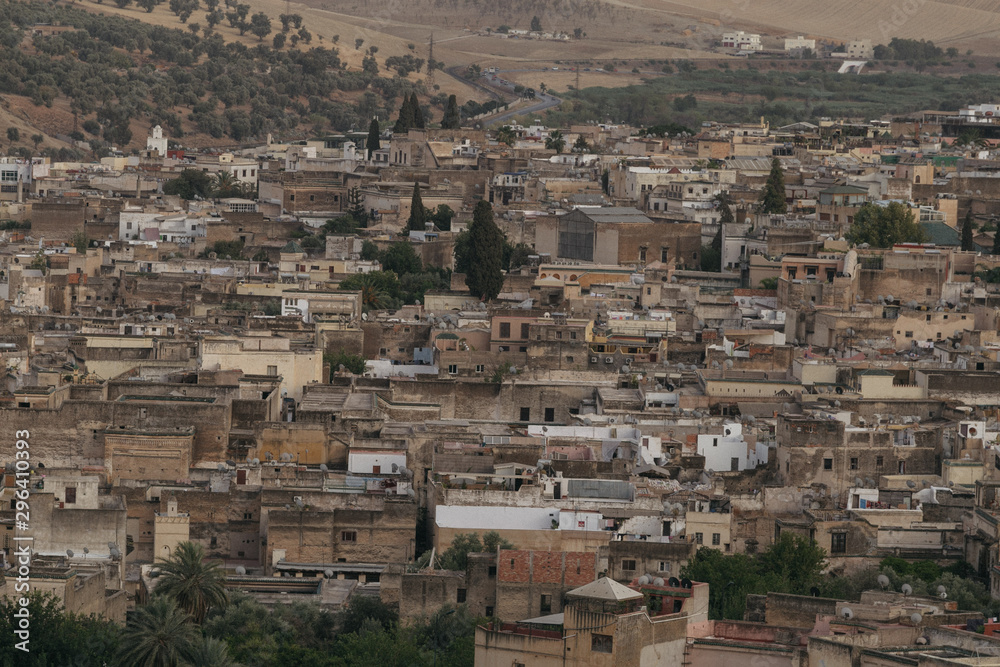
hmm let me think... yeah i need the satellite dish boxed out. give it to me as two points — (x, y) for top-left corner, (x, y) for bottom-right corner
(902, 584), (913, 595)
(638, 575), (651, 585)
(320, 463), (328, 471)
(294, 498), (304, 508)
(906, 480), (916, 488)
(668, 577), (680, 587)
(66, 549), (74, 558)
(653, 577), (665, 586)
(83, 547), (89, 555)
(324, 569), (334, 578)
(911, 612), (923, 624)
(877, 574), (890, 589)
(841, 607), (854, 619)
(235, 565), (246, 575)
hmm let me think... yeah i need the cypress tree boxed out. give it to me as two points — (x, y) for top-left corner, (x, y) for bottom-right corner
(961, 210), (975, 251)
(366, 118), (380, 158)
(441, 95), (460, 129)
(393, 96), (414, 134)
(405, 182), (426, 233)
(758, 157), (787, 214)
(410, 92), (425, 129)
(465, 200), (504, 301)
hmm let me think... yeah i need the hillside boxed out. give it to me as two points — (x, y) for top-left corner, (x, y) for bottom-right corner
(0, 0), (469, 154)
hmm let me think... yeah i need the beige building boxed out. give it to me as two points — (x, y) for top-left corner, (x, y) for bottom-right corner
(153, 497), (191, 561)
(200, 333), (323, 402)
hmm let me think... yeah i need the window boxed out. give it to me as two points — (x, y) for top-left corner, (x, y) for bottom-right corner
(540, 594), (552, 614)
(694, 532), (703, 545)
(621, 559), (636, 571)
(831, 532), (847, 554)
(64, 487), (76, 504)
(712, 533), (721, 545)
(488, 566), (497, 577)
(476, 364), (485, 373)
(850, 457), (859, 470)
(905, 331), (913, 338)
(544, 407), (555, 422)
(341, 531), (357, 542)
(499, 322), (511, 338)
(823, 458), (833, 470)
(658, 561), (670, 572)
(486, 606), (494, 617)
(448, 364), (458, 375)
(661, 248), (668, 263)
(457, 589), (467, 603)
(639, 248), (647, 262)
(521, 323), (530, 339)
(898, 460), (905, 474)
(243, 512), (253, 520)
(267, 365), (278, 376)
(876, 456), (884, 467)
(520, 407), (530, 421)
(592, 634), (613, 654)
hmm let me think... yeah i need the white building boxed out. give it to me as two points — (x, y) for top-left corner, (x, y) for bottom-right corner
(846, 40), (874, 59)
(146, 125), (168, 156)
(784, 36), (816, 51)
(721, 31), (762, 51)
(696, 422), (768, 472)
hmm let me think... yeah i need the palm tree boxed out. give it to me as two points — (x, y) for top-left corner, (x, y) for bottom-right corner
(349, 272), (390, 311)
(185, 636), (241, 667)
(212, 171), (238, 198)
(118, 597), (199, 667)
(496, 125), (516, 146)
(154, 542), (228, 625)
(544, 130), (566, 153)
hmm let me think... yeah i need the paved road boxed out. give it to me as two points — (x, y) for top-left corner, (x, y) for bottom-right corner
(484, 93), (561, 127)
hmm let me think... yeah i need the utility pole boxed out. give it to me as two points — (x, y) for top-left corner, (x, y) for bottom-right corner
(428, 33), (435, 84)
(575, 65), (580, 92)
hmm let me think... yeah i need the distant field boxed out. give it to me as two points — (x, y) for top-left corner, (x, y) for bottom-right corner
(533, 68), (1000, 128)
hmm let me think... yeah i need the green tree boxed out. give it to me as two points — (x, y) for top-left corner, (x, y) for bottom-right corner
(464, 200), (504, 301)
(340, 596), (399, 634)
(757, 533), (826, 594)
(361, 240), (380, 261)
(184, 636), (240, 667)
(31, 133), (44, 151)
(366, 117), (381, 158)
(153, 541), (228, 624)
(163, 169), (214, 200)
(441, 94), (460, 129)
(496, 125), (515, 146)
(118, 597), (199, 667)
(572, 134), (590, 153)
(6, 127), (19, 144)
(758, 157), (787, 214)
(682, 547), (760, 619)
(347, 186), (368, 226)
(249, 11), (271, 41)
(405, 182), (427, 233)
(410, 92), (425, 129)
(544, 130), (565, 153)
(325, 348), (367, 377)
(759, 276), (778, 289)
(430, 204), (455, 231)
(530, 15), (542, 31)
(339, 271), (398, 311)
(716, 192), (735, 225)
(394, 95), (414, 134)
(961, 209), (976, 251)
(71, 230), (89, 254)
(993, 228), (1000, 256)
(0, 593), (120, 665)
(381, 241), (422, 275)
(846, 202), (928, 248)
